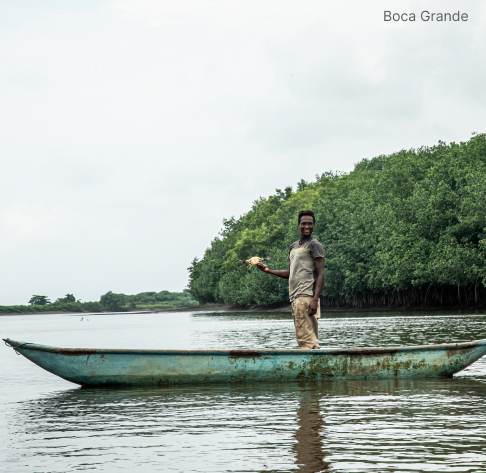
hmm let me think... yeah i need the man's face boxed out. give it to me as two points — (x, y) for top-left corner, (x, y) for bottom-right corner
(298, 215), (315, 237)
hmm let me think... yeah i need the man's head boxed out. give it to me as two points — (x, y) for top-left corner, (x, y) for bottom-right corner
(297, 210), (315, 238)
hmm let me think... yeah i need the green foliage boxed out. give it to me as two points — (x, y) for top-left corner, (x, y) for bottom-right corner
(28, 295), (50, 305)
(125, 289), (197, 308)
(56, 294), (76, 303)
(1, 289), (196, 314)
(100, 291), (127, 311)
(80, 301), (102, 312)
(188, 134), (486, 307)
(0, 301), (102, 313)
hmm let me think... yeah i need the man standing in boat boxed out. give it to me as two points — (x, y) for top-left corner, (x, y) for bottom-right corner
(257, 210), (324, 350)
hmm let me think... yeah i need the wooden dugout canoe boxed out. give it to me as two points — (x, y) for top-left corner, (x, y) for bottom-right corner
(4, 338), (486, 387)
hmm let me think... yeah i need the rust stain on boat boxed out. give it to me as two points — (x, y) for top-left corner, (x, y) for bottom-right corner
(60, 348), (98, 357)
(229, 350), (261, 358)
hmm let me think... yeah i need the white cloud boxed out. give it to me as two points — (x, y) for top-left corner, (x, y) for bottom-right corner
(0, 0), (485, 304)
(1, 205), (73, 241)
(118, 0), (337, 32)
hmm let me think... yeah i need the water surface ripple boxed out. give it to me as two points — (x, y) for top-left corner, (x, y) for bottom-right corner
(2, 311), (486, 472)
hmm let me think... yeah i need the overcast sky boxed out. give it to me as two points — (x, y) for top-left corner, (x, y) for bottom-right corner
(1, 0), (485, 305)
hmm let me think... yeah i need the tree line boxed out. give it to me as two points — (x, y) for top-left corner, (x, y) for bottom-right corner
(188, 133), (486, 309)
(0, 289), (197, 313)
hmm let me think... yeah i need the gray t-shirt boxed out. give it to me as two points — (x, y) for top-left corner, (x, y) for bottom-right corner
(287, 237), (325, 302)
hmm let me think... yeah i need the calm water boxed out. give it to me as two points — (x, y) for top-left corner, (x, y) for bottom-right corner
(1, 310), (486, 472)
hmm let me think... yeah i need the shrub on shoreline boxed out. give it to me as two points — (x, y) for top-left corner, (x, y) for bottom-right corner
(1, 289), (197, 314)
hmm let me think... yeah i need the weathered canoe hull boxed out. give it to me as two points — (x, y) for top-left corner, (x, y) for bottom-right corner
(4, 338), (486, 387)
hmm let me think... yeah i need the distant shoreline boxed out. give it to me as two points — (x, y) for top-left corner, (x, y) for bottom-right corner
(1, 303), (484, 316)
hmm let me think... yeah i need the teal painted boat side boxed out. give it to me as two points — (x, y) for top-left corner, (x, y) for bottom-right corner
(4, 338), (486, 386)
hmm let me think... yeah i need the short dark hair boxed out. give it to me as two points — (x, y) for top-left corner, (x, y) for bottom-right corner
(298, 210), (315, 224)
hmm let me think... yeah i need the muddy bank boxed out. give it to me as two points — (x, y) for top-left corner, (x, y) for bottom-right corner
(152, 303), (486, 314)
(0, 310), (85, 316)
(2, 303), (485, 316)
(149, 304), (291, 313)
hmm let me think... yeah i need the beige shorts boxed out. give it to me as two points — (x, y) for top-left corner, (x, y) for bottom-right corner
(291, 297), (320, 350)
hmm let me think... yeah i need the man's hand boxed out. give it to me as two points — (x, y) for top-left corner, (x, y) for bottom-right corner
(256, 264), (290, 279)
(256, 263), (270, 272)
(307, 298), (319, 316)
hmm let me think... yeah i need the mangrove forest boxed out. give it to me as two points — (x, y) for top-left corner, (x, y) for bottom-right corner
(188, 133), (486, 309)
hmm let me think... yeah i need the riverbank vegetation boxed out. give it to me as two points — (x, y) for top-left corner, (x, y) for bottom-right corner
(188, 134), (486, 309)
(0, 289), (197, 314)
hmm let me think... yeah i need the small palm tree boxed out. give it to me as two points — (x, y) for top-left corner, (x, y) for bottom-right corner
(55, 294), (76, 303)
(28, 295), (51, 306)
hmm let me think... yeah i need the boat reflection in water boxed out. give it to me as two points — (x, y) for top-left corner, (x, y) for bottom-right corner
(6, 378), (486, 472)
(293, 388), (330, 473)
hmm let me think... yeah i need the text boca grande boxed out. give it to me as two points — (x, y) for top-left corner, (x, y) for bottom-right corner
(384, 11), (468, 22)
